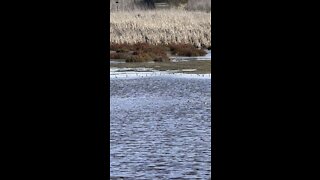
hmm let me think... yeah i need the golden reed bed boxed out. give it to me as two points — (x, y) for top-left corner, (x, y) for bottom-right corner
(110, 10), (211, 48)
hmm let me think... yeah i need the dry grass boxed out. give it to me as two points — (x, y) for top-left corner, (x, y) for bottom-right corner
(110, 9), (211, 48)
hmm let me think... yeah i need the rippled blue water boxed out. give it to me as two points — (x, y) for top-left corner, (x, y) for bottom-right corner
(110, 76), (211, 179)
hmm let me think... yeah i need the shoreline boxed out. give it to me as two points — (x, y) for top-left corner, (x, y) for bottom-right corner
(109, 44), (211, 74)
(110, 43), (210, 62)
(110, 60), (211, 74)
(110, 68), (211, 80)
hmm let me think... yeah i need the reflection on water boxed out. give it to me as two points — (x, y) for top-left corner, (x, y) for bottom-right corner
(110, 76), (211, 179)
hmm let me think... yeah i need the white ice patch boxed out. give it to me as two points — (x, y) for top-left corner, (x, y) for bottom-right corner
(110, 67), (211, 79)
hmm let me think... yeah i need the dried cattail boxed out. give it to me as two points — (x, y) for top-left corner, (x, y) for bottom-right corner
(110, 9), (211, 48)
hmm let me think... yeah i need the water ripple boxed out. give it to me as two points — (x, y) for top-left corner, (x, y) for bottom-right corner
(110, 76), (211, 179)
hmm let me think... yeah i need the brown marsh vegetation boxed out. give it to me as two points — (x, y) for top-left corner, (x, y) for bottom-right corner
(110, 43), (207, 62)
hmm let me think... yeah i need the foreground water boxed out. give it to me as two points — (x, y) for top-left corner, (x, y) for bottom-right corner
(110, 75), (211, 179)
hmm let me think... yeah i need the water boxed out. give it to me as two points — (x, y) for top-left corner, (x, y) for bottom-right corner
(110, 76), (211, 179)
(170, 50), (211, 62)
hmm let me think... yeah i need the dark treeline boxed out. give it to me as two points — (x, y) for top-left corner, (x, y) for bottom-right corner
(110, 0), (211, 12)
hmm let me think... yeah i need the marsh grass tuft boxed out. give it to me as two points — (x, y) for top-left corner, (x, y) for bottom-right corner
(168, 44), (206, 56)
(110, 43), (207, 62)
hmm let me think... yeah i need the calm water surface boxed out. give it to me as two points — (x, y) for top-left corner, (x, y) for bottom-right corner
(110, 76), (211, 179)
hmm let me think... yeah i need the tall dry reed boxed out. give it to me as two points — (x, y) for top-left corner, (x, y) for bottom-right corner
(110, 9), (211, 48)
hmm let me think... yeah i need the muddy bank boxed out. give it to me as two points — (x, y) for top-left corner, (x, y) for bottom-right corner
(110, 60), (211, 74)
